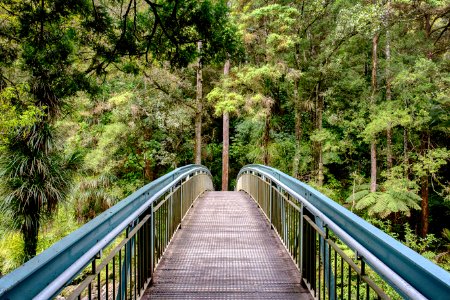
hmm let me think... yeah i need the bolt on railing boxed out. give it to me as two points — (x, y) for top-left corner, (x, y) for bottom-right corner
(237, 165), (450, 300)
(0, 165), (213, 300)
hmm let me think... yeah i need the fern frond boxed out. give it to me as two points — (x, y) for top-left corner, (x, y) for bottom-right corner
(346, 190), (370, 203)
(354, 183), (371, 192)
(355, 192), (380, 211)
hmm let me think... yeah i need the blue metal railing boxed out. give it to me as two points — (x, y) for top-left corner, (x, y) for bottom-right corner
(0, 165), (213, 299)
(237, 164), (450, 300)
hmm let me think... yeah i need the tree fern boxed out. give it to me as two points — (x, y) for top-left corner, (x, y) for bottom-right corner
(346, 178), (421, 218)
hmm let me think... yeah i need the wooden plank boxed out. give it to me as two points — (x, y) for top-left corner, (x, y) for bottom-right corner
(143, 191), (312, 299)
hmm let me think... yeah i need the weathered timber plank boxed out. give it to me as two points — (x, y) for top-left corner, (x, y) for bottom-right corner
(142, 191), (312, 299)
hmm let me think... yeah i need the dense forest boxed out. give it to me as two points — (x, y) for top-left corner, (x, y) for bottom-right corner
(0, 0), (449, 276)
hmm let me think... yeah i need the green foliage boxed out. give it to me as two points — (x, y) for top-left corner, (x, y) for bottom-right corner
(413, 148), (450, 177)
(0, 205), (79, 275)
(362, 102), (411, 140)
(346, 174), (421, 218)
(436, 228), (450, 270)
(1, 0), (449, 278)
(403, 224), (438, 256)
(207, 87), (245, 115)
(73, 174), (118, 223)
(0, 231), (24, 276)
(0, 84), (44, 148)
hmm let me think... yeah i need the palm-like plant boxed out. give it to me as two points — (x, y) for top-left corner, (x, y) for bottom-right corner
(0, 0), (90, 261)
(0, 124), (80, 261)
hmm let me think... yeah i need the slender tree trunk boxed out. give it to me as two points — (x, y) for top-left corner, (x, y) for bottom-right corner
(263, 114), (270, 165)
(221, 59), (230, 191)
(418, 11), (434, 237)
(317, 88), (324, 186)
(385, 0), (393, 171)
(370, 32), (379, 193)
(292, 79), (302, 178)
(194, 41), (203, 164)
(420, 131), (429, 237)
(222, 111), (229, 190)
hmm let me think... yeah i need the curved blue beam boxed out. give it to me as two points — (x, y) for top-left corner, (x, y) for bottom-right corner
(238, 164), (450, 300)
(0, 164), (211, 299)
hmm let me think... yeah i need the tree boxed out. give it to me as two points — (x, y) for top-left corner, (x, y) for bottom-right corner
(0, 0), (94, 260)
(195, 41), (203, 164)
(0, 0), (236, 260)
(222, 59), (231, 190)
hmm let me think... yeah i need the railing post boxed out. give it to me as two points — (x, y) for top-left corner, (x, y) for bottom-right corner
(256, 173), (259, 202)
(180, 180), (183, 228)
(269, 180), (273, 228)
(150, 203), (155, 283)
(282, 192), (286, 244)
(299, 202), (304, 279)
(169, 186), (173, 238)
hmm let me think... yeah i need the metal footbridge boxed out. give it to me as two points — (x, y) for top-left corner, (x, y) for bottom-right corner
(0, 165), (449, 299)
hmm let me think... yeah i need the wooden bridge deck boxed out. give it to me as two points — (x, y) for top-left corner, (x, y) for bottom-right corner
(143, 191), (312, 299)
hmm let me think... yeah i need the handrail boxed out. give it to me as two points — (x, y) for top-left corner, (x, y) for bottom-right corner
(237, 164), (450, 300)
(0, 164), (212, 299)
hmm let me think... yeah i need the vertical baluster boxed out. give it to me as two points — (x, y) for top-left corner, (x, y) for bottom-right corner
(347, 264), (351, 300)
(106, 261), (109, 300)
(334, 248), (337, 300)
(356, 259), (361, 300)
(318, 227), (321, 300)
(299, 203), (303, 279)
(322, 229), (326, 300)
(305, 220), (309, 287)
(340, 256), (343, 299)
(113, 256), (116, 300)
(119, 248), (122, 300)
(328, 243), (331, 300)
(97, 266), (101, 300)
(134, 233), (137, 300)
(124, 240), (128, 300)
(150, 203), (154, 281)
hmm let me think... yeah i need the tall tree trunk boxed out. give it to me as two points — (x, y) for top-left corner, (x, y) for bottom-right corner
(420, 131), (430, 237)
(370, 32), (379, 193)
(317, 84), (324, 186)
(194, 41), (203, 164)
(292, 79), (302, 178)
(221, 59), (230, 191)
(418, 10), (435, 237)
(385, 0), (393, 171)
(263, 114), (270, 165)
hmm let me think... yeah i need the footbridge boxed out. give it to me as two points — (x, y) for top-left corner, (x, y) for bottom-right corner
(0, 165), (449, 299)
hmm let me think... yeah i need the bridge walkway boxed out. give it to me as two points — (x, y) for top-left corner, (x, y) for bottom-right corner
(142, 191), (311, 299)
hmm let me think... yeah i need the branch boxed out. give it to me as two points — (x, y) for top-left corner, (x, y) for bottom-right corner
(143, 0), (179, 47)
(434, 20), (450, 45)
(0, 3), (18, 16)
(84, 0), (134, 75)
(301, 2), (331, 37)
(431, 6), (450, 28)
(145, 18), (159, 62)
